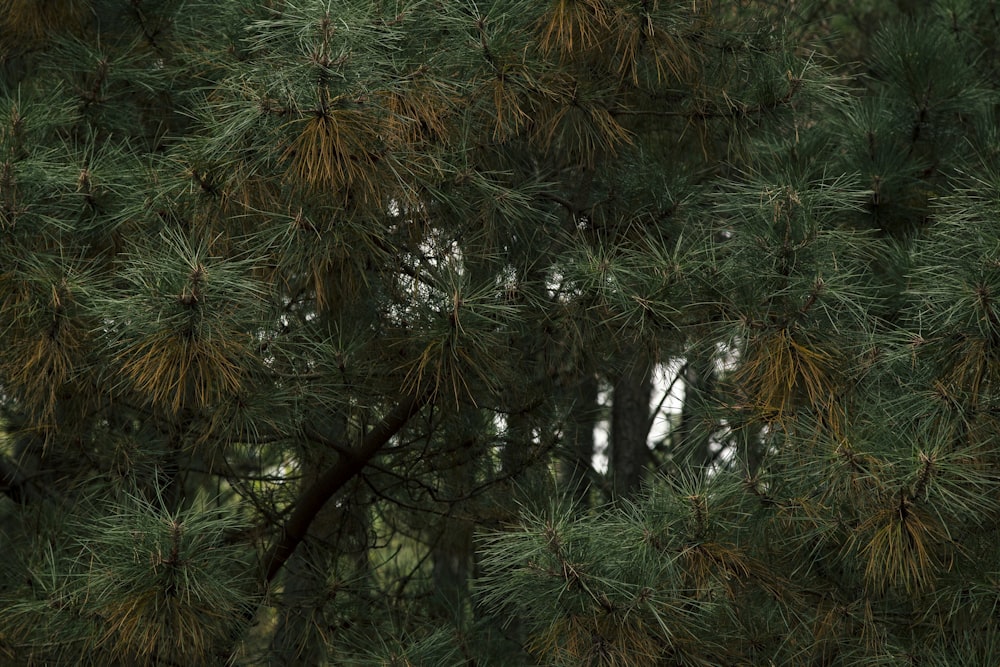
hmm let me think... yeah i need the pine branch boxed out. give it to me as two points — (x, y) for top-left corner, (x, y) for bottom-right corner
(260, 389), (430, 584)
(222, 391), (431, 659)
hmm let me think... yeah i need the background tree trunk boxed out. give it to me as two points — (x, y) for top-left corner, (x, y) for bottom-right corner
(559, 373), (599, 510)
(611, 354), (652, 499)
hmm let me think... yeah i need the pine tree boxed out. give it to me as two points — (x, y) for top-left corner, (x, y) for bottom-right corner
(480, 2), (1000, 666)
(3, 0), (999, 665)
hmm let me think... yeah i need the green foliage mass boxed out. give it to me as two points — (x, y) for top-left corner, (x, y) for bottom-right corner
(1, 0), (1000, 665)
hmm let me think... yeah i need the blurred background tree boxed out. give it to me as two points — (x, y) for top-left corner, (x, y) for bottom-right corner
(2, 0), (1000, 665)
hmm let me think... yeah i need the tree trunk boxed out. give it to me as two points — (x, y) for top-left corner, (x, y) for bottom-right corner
(430, 516), (474, 620)
(559, 373), (599, 510)
(610, 354), (652, 499)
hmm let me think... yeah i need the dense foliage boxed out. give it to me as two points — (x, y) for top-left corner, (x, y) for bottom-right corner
(3, 0), (1000, 665)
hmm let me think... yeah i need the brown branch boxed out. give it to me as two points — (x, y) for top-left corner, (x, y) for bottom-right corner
(260, 390), (430, 584)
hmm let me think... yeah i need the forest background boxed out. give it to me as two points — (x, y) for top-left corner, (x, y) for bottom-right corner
(3, 0), (1000, 665)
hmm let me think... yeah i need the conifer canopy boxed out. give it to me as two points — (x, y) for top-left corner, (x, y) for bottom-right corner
(3, 1), (1000, 665)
